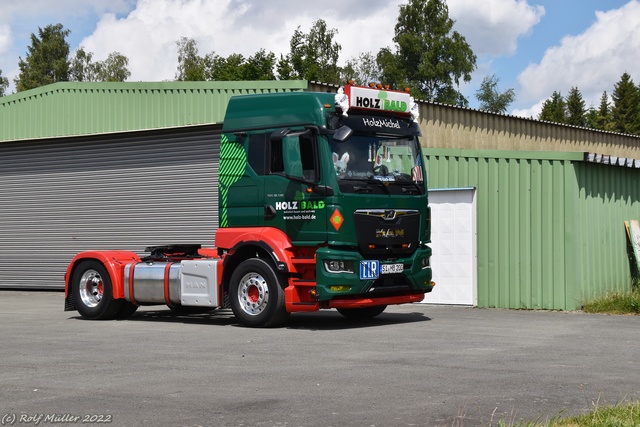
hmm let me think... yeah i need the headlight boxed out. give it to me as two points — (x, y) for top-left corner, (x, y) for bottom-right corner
(421, 257), (430, 269)
(323, 260), (355, 274)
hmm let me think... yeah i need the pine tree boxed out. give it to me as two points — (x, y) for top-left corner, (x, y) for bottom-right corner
(595, 91), (614, 131)
(538, 91), (566, 124)
(611, 72), (640, 135)
(585, 107), (599, 129)
(15, 23), (71, 91)
(565, 87), (586, 127)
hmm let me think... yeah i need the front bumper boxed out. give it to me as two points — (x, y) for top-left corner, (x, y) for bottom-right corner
(314, 245), (433, 302)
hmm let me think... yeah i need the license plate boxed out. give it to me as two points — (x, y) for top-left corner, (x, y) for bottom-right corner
(359, 261), (404, 280)
(381, 263), (403, 274)
(360, 260), (379, 280)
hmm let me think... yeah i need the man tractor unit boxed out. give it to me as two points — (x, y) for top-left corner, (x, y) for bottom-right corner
(64, 83), (434, 327)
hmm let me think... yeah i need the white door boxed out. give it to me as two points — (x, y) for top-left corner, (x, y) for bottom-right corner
(422, 188), (477, 305)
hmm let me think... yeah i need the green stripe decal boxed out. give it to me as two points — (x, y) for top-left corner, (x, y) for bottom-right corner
(218, 134), (247, 227)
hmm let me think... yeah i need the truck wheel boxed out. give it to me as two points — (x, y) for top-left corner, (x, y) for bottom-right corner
(229, 258), (289, 327)
(71, 260), (123, 320)
(115, 302), (139, 319)
(337, 305), (387, 320)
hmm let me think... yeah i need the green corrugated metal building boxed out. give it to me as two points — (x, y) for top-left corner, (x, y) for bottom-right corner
(425, 149), (640, 310)
(1, 80), (639, 310)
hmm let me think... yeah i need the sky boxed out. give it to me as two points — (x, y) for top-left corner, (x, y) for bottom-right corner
(1, 0), (639, 118)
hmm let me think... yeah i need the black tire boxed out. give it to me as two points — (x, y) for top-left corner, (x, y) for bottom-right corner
(115, 302), (139, 319)
(337, 305), (387, 320)
(229, 258), (289, 327)
(71, 260), (123, 320)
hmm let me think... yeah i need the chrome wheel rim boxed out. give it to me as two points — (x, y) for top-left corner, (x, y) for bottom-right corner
(237, 272), (269, 316)
(78, 269), (104, 308)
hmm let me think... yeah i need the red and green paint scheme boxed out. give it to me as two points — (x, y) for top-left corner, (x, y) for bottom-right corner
(64, 84), (433, 327)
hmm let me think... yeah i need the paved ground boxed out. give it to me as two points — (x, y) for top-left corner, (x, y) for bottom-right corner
(1, 291), (639, 427)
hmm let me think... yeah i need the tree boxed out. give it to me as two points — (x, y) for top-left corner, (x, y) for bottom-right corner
(15, 23), (71, 92)
(276, 19), (342, 84)
(238, 49), (276, 80)
(0, 69), (8, 96)
(611, 72), (640, 135)
(175, 38), (276, 81)
(538, 91), (566, 124)
(585, 107), (599, 129)
(475, 74), (515, 114)
(376, 47), (408, 91)
(175, 37), (206, 81)
(94, 52), (130, 82)
(594, 91), (614, 131)
(206, 53), (245, 81)
(565, 87), (586, 127)
(383, 0), (476, 105)
(70, 47), (97, 82)
(341, 52), (382, 86)
(70, 48), (131, 82)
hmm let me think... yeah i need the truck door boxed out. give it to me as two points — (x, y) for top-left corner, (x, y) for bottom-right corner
(265, 130), (328, 245)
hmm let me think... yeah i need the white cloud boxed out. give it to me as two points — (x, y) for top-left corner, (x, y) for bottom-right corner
(517, 0), (640, 111)
(447, 0), (545, 57)
(78, 0), (403, 82)
(0, 25), (11, 55)
(512, 98), (546, 119)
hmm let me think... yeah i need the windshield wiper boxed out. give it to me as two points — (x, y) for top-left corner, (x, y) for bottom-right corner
(363, 178), (391, 194)
(339, 177), (391, 194)
(398, 181), (423, 194)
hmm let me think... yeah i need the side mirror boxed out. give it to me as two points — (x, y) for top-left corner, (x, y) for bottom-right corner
(333, 126), (353, 143)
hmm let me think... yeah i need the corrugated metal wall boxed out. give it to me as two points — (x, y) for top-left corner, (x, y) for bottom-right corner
(0, 125), (221, 289)
(425, 149), (585, 310)
(573, 161), (640, 302)
(421, 103), (640, 158)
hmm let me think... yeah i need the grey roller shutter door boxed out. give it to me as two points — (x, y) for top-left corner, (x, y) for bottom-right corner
(0, 125), (221, 289)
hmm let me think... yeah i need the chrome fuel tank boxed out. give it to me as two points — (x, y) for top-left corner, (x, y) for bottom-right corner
(124, 260), (219, 307)
(124, 262), (181, 304)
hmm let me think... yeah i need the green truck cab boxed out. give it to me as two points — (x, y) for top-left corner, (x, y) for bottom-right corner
(217, 84), (433, 323)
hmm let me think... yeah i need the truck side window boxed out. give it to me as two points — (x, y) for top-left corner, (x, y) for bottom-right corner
(270, 138), (284, 173)
(247, 133), (267, 176)
(299, 134), (316, 181)
(270, 132), (317, 181)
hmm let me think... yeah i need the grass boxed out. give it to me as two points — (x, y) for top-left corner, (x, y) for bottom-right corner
(581, 288), (640, 315)
(492, 400), (640, 426)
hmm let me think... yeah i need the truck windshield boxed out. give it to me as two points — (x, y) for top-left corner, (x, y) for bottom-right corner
(329, 134), (424, 194)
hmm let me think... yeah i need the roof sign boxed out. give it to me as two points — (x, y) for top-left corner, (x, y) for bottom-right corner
(336, 84), (419, 121)
(346, 85), (411, 114)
